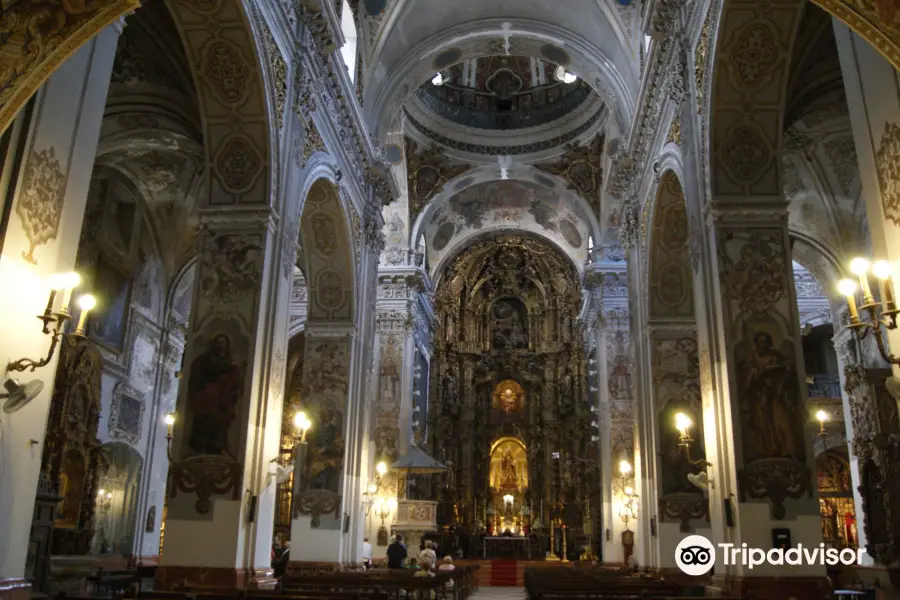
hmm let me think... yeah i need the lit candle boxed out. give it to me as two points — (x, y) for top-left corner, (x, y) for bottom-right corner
(164, 412), (175, 437)
(674, 412), (692, 438)
(873, 260), (896, 311)
(57, 272), (81, 316)
(837, 279), (859, 323)
(44, 273), (67, 315)
(850, 258), (873, 303)
(75, 294), (96, 335)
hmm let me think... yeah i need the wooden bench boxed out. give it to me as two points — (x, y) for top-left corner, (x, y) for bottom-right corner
(525, 566), (691, 600)
(85, 569), (139, 597)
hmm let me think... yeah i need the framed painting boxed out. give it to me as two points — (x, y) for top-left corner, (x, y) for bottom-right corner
(88, 259), (132, 351)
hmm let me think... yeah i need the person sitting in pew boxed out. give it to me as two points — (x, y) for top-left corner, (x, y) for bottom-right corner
(414, 559), (436, 600)
(438, 556), (455, 592)
(406, 557), (419, 569)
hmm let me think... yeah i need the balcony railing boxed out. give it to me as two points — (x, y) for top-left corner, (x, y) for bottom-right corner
(807, 374), (842, 399)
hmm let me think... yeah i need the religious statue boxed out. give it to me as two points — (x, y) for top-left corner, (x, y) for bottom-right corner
(501, 449), (517, 487)
(501, 388), (517, 414)
(738, 330), (800, 461)
(443, 372), (458, 404)
(307, 408), (345, 492)
(560, 368), (573, 403)
(187, 334), (243, 456)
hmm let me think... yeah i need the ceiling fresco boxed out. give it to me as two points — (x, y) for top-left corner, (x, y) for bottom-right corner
(424, 180), (589, 274)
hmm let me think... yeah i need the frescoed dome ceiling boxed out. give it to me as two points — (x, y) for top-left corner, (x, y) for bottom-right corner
(423, 180), (590, 275)
(415, 56), (592, 131)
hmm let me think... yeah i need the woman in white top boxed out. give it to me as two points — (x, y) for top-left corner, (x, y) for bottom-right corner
(438, 556), (455, 590)
(418, 540), (437, 569)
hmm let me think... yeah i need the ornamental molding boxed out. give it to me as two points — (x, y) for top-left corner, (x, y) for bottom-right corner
(294, 5), (398, 210)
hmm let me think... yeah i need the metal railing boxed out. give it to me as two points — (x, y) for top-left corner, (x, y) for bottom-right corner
(807, 374), (842, 399)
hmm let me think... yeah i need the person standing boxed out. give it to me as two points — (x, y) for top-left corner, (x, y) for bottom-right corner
(387, 534), (408, 569)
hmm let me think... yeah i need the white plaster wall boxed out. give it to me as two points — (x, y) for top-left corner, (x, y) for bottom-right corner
(0, 25), (120, 579)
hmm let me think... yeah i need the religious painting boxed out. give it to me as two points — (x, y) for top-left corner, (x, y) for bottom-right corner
(304, 403), (345, 493)
(734, 315), (804, 464)
(184, 326), (249, 460)
(109, 383), (144, 445)
(490, 437), (528, 493)
(491, 298), (529, 349)
(491, 379), (525, 421)
(87, 259), (132, 351)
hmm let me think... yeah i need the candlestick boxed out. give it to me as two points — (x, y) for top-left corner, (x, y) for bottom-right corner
(874, 260), (896, 311)
(850, 258), (873, 303)
(57, 272), (81, 316)
(838, 279), (860, 323)
(75, 294), (96, 336)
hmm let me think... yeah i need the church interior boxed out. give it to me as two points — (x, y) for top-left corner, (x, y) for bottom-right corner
(2, 0), (900, 599)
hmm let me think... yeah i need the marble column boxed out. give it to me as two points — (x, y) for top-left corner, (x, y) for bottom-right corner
(833, 21), (900, 573)
(700, 205), (827, 597)
(583, 253), (636, 565)
(367, 268), (434, 553)
(0, 22), (122, 593)
(157, 207), (289, 589)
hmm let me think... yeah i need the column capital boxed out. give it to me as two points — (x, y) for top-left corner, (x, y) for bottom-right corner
(198, 205), (278, 233)
(304, 322), (357, 338)
(705, 197), (789, 227)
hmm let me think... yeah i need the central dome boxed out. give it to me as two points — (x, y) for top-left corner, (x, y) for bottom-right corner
(417, 56), (590, 131)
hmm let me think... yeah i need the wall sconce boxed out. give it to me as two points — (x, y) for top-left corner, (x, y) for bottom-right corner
(7, 272), (96, 373)
(293, 410), (312, 443)
(364, 461), (389, 515)
(838, 258), (900, 364)
(675, 412), (711, 468)
(289, 410), (314, 492)
(373, 496), (397, 540)
(619, 485), (638, 528)
(164, 412), (176, 460)
(815, 410), (829, 435)
(97, 488), (113, 513)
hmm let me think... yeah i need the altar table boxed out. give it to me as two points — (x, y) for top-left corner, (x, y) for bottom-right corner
(483, 536), (531, 559)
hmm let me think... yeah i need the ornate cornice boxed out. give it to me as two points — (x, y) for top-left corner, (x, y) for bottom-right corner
(294, 3), (398, 208)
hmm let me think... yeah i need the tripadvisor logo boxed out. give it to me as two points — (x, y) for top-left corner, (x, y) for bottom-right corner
(675, 535), (866, 576)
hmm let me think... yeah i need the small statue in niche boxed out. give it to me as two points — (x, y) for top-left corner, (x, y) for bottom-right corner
(145, 505), (156, 532)
(501, 449), (517, 486)
(443, 372), (458, 405)
(560, 368), (574, 404)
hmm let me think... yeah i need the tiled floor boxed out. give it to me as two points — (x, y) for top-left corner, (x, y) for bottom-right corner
(470, 588), (525, 600)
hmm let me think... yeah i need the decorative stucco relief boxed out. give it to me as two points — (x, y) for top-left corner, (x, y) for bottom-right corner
(17, 145), (67, 264)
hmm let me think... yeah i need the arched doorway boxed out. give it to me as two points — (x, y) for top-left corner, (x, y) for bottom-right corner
(93, 442), (143, 556)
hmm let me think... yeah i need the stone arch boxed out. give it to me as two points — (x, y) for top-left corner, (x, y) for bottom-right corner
(0, 0), (273, 206)
(299, 178), (355, 323)
(409, 164), (605, 254)
(431, 228), (582, 289)
(707, 0), (806, 201)
(365, 18), (635, 141)
(646, 171), (694, 321)
(706, 3), (900, 203)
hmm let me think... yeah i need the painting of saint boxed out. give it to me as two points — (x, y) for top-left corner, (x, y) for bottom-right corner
(307, 408), (344, 492)
(87, 260), (131, 351)
(737, 325), (802, 462)
(187, 334), (244, 457)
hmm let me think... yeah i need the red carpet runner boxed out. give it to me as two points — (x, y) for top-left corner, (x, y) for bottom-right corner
(490, 560), (518, 586)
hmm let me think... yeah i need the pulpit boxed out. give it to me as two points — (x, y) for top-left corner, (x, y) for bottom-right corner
(393, 500), (438, 553)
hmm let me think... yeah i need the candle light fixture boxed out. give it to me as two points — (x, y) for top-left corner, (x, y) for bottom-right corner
(838, 257), (900, 364)
(674, 412), (711, 468)
(8, 272), (95, 373)
(164, 412), (176, 460)
(363, 460), (389, 515)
